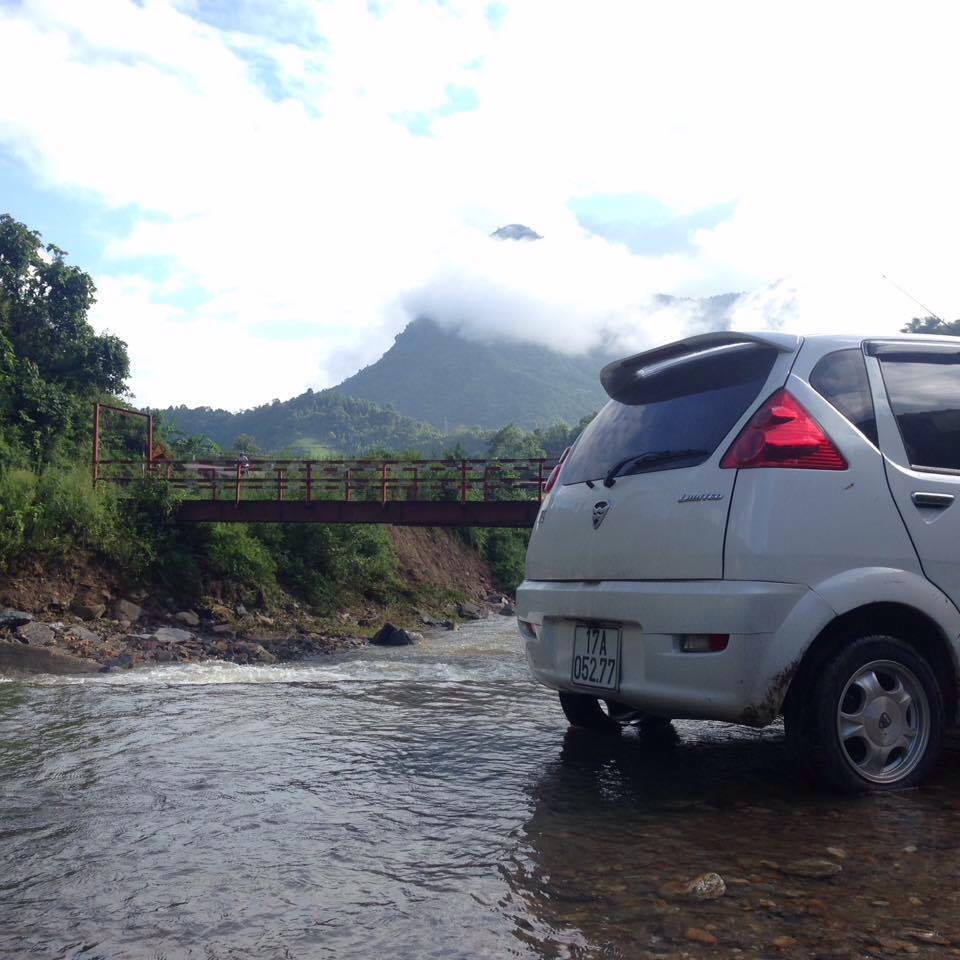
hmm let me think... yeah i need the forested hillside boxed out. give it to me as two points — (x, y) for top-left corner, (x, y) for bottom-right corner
(159, 390), (453, 457)
(333, 317), (610, 430)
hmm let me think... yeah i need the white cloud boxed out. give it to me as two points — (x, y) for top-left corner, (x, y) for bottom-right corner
(2, 0), (959, 410)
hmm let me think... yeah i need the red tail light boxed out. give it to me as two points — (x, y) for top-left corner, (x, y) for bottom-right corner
(720, 389), (847, 470)
(543, 447), (570, 495)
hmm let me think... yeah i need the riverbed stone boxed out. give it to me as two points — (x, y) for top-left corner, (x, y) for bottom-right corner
(16, 621), (55, 645)
(781, 858), (842, 879)
(371, 623), (419, 646)
(688, 872), (727, 899)
(67, 625), (100, 644)
(111, 599), (142, 623)
(658, 873), (726, 901)
(0, 609), (33, 628)
(175, 610), (200, 627)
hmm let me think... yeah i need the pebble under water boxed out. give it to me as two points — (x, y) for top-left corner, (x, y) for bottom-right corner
(2, 617), (960, 959)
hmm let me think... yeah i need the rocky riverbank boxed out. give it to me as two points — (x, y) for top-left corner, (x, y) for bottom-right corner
(0, 593), (516, 676)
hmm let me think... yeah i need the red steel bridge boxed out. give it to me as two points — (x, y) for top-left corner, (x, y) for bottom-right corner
(92, 404), (556, 528)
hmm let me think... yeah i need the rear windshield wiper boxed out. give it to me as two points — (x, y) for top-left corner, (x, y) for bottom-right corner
(602, 448), (711, 488)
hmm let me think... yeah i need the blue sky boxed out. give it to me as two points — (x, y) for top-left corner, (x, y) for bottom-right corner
(2, 0), (951, 409)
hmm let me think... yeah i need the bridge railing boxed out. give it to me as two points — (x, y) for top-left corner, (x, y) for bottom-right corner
(94, 457), (558, 506)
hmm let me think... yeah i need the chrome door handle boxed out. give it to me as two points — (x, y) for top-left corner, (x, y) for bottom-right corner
(911, 491), (955, 508)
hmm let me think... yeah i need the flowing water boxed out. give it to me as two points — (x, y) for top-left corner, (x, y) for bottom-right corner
(3, 617), (960, 960)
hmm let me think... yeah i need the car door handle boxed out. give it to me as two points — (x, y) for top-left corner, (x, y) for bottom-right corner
(911, 491), (955, 509)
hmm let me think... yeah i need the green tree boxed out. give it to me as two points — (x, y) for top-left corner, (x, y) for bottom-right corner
(486, 424), (545, 459)
(901, 316), (960, 335)
(233, 433), (258, 454)
(0, 214), (130, 464)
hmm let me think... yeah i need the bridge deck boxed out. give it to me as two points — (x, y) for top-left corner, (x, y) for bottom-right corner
(95, 455), (556, 528)
(176, 498), (540, 527)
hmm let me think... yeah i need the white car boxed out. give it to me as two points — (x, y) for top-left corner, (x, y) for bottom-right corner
(518, 331), (960, 792)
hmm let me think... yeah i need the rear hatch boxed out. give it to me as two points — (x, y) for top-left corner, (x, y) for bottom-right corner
(525, 333), (798, 581)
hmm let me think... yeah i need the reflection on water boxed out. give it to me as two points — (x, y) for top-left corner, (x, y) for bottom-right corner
(2, 618), (960, 959)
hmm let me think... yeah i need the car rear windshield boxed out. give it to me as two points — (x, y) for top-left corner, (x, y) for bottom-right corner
(562, 344), (779, 485)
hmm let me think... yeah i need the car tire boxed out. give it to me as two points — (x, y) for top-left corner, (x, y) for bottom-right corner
(785, 635), (944, 793)
(558, 692), (672, 734)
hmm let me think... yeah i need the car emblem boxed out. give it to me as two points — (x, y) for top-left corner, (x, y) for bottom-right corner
(592, 500), (611, 529)
(878, 712), (893, 730)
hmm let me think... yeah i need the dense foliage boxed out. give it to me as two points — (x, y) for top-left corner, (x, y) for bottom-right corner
(0, 214), (129, 467)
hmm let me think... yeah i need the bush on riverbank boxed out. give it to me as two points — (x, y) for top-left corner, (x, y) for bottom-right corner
(0, 465), (400, 609)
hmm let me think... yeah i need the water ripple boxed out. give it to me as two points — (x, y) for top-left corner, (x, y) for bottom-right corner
(3, 617), (960, 959)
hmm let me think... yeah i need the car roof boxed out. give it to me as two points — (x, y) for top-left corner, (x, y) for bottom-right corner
(742, 331), (960, 350)
(779, 331), (956, 343)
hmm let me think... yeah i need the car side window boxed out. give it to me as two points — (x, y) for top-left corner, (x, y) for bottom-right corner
(878, 351), (960, 472)
(809, 349), (878, 446)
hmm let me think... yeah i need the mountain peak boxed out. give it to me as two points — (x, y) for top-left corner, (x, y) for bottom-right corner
(490, 223), (542, 241)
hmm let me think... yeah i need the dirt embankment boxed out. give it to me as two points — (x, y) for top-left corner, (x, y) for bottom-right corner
(0, 528), (513, 676)
(386, 527), (498, 601)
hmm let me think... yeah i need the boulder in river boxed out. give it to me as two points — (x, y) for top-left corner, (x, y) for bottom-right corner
(0, 609), (33, 628)
(371, 623), (419, 646)
(16, 621), (55, 645)
(0, 640), (100, 675)
(175, 610), (201, 627)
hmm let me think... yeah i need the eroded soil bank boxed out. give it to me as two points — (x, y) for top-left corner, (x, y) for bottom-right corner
(0, 526), (513, 675)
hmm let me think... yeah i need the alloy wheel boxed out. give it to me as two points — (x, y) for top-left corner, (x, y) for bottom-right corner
(836, 659), (930, 784)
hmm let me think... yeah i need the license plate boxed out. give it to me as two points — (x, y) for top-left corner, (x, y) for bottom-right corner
(571, 624), (621, 692)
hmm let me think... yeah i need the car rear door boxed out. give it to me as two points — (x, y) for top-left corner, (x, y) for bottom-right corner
(868, 341), (960, 607)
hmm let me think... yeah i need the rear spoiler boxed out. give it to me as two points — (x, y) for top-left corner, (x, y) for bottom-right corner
(600, 332), (800, 404)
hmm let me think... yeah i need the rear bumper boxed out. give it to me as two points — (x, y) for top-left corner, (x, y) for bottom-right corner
(516, 579), (835, 725)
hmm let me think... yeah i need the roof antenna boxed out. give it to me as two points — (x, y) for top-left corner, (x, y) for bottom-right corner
(881, 273), (945, 323)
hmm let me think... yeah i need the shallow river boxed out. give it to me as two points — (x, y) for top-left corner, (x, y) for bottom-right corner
(2, 617), (960, 959)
